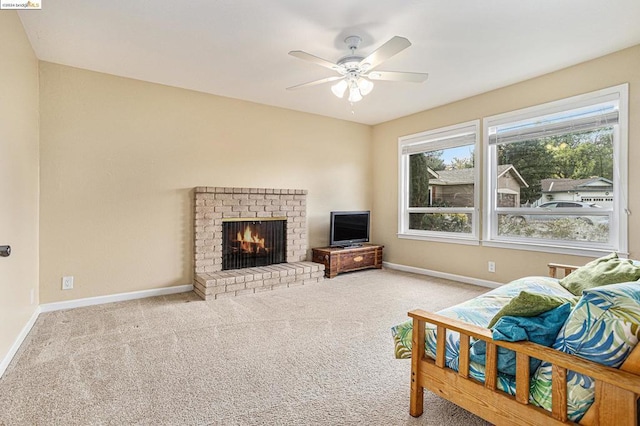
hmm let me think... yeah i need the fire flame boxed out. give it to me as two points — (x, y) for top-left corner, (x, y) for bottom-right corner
(236, 225), (265, 253)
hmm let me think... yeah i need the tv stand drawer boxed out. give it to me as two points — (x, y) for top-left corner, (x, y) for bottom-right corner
(312, 244), (383, 278)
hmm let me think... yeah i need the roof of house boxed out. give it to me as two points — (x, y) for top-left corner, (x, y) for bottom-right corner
(429, 168), (475, 185)
(429, 164), (528, 187)
(541, 177), (613, 193)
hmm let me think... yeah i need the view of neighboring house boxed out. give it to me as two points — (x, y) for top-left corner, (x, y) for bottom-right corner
(537, 177), (614, 208)
(428, 164), (528, 207)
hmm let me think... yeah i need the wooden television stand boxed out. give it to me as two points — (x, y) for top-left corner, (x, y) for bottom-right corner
(312, 244), (383, 278)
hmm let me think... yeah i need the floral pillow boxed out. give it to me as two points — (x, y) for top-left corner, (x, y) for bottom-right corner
(530, 281), (640, 421)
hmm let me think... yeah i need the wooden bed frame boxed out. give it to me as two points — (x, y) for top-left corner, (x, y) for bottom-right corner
(409, 263), (640, 425)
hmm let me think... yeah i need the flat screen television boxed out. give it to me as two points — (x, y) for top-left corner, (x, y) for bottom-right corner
(330, 211), (370, 247)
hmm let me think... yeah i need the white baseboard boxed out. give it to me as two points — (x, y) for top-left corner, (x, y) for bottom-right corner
(383, 261), (502, 289)
(39, 284), (194, 313)
(0, 306), (41, 378)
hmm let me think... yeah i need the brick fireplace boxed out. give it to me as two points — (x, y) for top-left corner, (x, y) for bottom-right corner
(193, 187), (324, 300)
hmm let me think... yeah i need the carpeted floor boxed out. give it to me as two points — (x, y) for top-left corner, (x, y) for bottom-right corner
(0, 268), (492, 425)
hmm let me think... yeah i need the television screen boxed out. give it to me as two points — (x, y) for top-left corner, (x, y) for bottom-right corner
(330, 211), (370, 247)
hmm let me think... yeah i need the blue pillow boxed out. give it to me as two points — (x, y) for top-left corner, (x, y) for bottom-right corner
(470, 303), (572, 377)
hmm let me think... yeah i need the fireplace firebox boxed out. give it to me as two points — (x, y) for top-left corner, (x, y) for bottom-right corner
(222, 218), (287, 270)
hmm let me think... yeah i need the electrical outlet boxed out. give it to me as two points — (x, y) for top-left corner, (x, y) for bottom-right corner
(488, 261), (496, 273)
(62, 276), (74, 290)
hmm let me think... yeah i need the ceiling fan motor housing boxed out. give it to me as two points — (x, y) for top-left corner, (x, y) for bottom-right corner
(338, 36), (368, 72)
(337, 55), (365, 71)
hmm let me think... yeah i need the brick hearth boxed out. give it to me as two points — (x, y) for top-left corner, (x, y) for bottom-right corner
(193, 187), (324, 300)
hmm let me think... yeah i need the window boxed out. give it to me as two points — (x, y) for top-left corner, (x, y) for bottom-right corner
(398, 120), (480, 243)
(484, 84), (628, 256)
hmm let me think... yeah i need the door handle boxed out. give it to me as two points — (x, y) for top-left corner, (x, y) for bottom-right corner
(0, 245), (11, 257)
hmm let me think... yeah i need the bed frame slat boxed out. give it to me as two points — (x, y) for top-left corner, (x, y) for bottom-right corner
(551, 365), (568, 422)
(435, 325), (446, 368)
(516, 352), (530, 404)
(459, 334), (470, 378)
(485, 342), (498, 390)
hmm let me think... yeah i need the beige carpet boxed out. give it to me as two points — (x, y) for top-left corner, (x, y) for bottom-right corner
(0, 268), (492, 425)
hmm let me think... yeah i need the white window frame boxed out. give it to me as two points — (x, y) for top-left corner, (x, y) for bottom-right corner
(398, 120), (480, 245)
(483, 84), (629, 257)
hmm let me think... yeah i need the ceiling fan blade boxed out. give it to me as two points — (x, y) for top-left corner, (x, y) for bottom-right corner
(288, 50), (340, 71)
(359, 36), (411, 71)
(286, 76), (344, 90)
(367, 71), (429, 83)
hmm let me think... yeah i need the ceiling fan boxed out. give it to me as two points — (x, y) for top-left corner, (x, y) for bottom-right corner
(287, 35), (428, 103)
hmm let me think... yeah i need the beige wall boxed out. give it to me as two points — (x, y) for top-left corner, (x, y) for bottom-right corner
(372, 44), (640, 283)
(0, 12), (40, 364)
(6, 15), (639, 359)
(39, 62), (372, 303)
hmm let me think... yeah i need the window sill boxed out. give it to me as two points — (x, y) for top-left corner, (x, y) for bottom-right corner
(481, 239), (627, 258)
(397, 232), (480, 246)
(396, 232), (629, 257)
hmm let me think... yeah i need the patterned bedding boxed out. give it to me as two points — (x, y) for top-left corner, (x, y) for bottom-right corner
(390, 275), (640, 421)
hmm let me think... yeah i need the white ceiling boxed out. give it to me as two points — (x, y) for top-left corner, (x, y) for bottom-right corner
(18, 0), (640, 125)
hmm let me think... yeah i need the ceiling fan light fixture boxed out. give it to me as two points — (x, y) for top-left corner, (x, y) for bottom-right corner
(331, 79), (348, 98)
(348, 85), (363, 103)
(358, 78), (374, 96)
